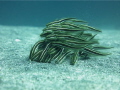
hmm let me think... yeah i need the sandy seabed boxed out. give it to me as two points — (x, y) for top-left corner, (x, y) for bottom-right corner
(0, 25), (120, 90)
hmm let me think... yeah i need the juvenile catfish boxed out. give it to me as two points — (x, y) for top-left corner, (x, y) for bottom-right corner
(29, 18), (112, 65)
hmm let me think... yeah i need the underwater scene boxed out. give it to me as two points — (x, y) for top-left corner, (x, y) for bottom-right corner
(0, 1), (120, 90)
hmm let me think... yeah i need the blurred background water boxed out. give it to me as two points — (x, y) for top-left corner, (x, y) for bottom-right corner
(0, 1), (120, 30)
